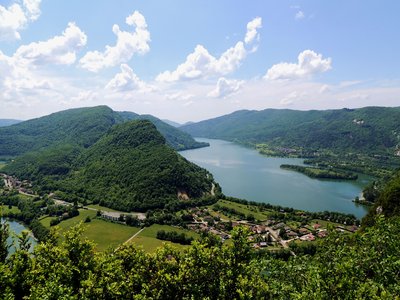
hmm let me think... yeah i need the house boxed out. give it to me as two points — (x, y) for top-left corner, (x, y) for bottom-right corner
(300, 233), (315, 241)
(272, 222), (286, 230)
(232, 221), (240, 227)
(349, 225), (359, 232)
(317, 230), (328, 238)
(284, 226), (291, 232)
(251, 225), (266, 234)
(286, 231), (298, 238)
(259, 242), (268, 247)
(313, 223), (321, 230)
(298, 228), (310, 235)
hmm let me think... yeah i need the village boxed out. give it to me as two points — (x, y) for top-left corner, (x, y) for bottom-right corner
(181, 205), (358, 251)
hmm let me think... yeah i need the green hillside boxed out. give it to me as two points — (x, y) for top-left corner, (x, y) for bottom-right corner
(118, 111), (208, 150)
(181, 107), (400, 155)
(4, 120), (215, 212)
(0, 106), (121, 158)
(362, 169), (400, 226)
(0, 106), (207, 160)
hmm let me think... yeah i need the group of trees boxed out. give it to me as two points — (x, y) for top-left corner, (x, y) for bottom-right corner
(280, 164), (358, 180)
(156, 230), (194, 245)
(0, 216), (399, 299)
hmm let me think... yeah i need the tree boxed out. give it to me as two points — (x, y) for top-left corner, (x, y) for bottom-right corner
(0, 220), (10, 262)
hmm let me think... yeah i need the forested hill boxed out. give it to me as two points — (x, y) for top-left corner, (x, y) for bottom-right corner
(118, 111), (208, 150)
(362, 169), (400, 226)
(4, 120), (216, 211)
(181, 106), (400, 155)
(0, 106), (121, 158)
(0, 106), (206, 159)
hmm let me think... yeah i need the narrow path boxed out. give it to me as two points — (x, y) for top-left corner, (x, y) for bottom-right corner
(18, 190), (36, 197)
(123, 227), (145, 245)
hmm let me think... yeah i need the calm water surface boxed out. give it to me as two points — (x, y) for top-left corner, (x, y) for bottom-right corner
(2, 219), (36, 254)
(181, 138), (370, 219)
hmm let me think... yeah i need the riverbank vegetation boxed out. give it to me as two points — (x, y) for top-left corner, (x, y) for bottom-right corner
(280, 164), (358, 180)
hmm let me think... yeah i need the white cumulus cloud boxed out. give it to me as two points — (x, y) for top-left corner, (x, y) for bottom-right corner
(0, 50), (52, 101)
(15, 22), (87, 66)
(106, 64), (153, 93)
(208, 77), (243, 98)
(156, 17), (261, 83)
(0, 22), (87, 103)
(245, 17), (262, 44)
(265, 50), (332, 80)
(0, 0), (41, 41)
(80, 11), (150, 72)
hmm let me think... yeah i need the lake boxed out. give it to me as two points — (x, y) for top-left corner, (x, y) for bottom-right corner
(2, 219), (36, 254)
(180, 138), (371, 219)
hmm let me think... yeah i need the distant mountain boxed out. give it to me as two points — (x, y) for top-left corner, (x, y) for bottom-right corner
(0, 106), (120, 158)
(181, 121), (194, 127)
(118, 112), (209, 151)
(0, 106), (207, 159)
(0, 119), (21, 127)
(4, 120), (216, 211)
(162, 119), (181, 127)
(181, 107), (400, 155)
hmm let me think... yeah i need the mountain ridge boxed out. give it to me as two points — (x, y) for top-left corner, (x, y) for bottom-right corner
(181, 106), (400, 155)
(0, 106), (207, 159)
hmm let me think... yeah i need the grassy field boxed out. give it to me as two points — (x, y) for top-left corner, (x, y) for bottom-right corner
(128, 224), (200, 252)
(312, 219), (356, 231)
(83, 219), (140, 251)
(40, 209), (97, 230)
(211, 199), (270, 221)
(0, 205), (21, 214)
(0, 162), (6, 170)
(40, 211), (200, 252)
(40, 209), (141, 251)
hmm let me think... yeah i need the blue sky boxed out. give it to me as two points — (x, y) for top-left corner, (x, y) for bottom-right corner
(0, 0), (399, 122)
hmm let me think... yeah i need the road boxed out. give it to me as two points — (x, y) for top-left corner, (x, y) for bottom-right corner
(266, 226), (296, 256)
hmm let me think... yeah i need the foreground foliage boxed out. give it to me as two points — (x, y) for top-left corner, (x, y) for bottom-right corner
(0, 215), (399, 299)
